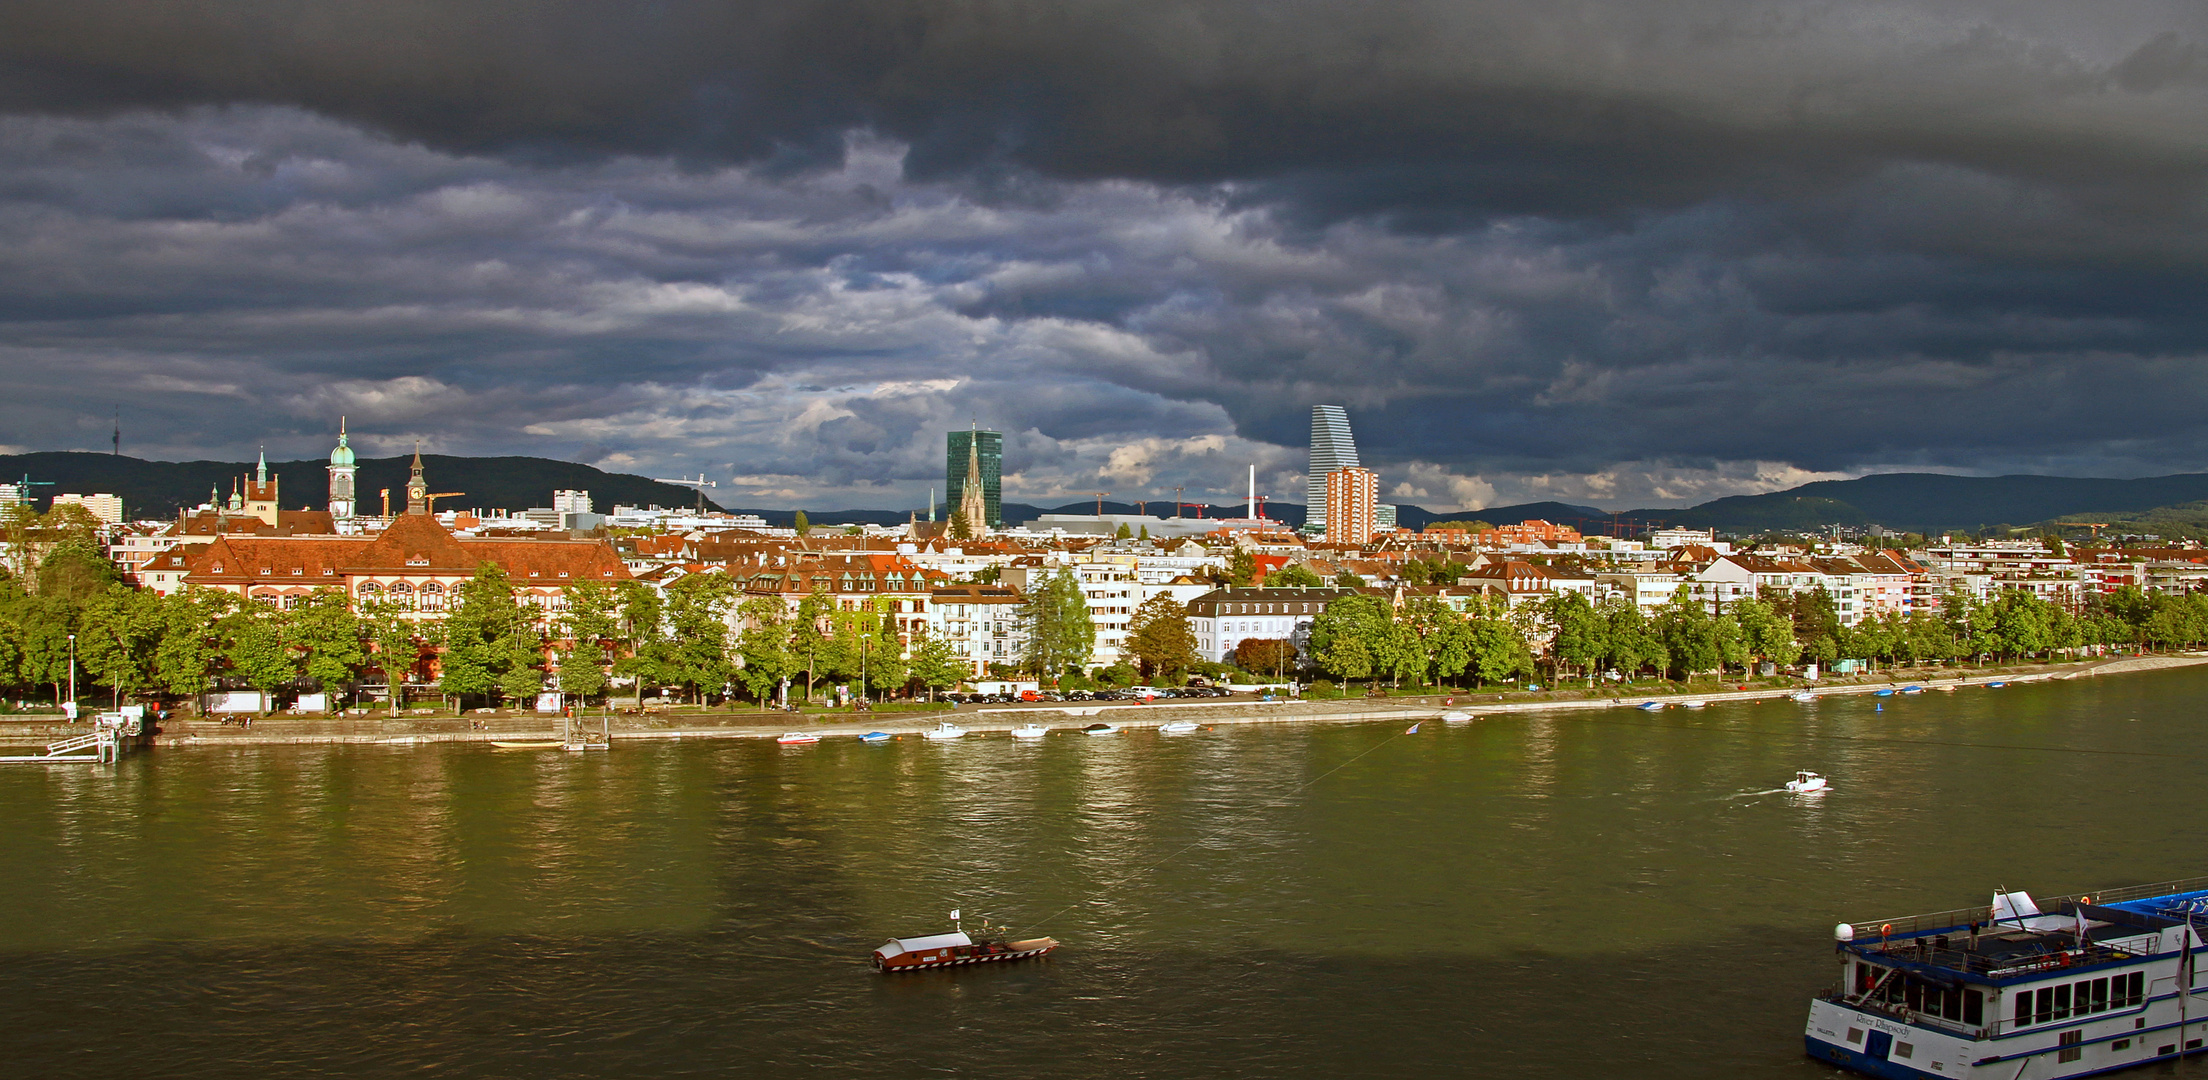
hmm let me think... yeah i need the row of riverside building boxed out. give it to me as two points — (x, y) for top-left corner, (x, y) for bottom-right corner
(60, 427), (2208, 692)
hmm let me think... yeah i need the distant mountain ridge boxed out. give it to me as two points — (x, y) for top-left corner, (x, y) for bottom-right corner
(1618, 472), (2208, 534)
(0, 452), (726, 517)
(15, 450), (2200, 537)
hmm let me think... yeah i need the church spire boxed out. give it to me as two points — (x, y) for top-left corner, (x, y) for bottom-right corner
(406, 440), (429, 514)
(256, 447), (267, 483)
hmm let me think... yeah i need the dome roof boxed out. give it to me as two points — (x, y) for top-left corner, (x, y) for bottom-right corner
(329, 432), (355, 467)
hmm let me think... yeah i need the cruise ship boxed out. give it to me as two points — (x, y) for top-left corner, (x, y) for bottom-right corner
(1807, 878), (2208, 1078)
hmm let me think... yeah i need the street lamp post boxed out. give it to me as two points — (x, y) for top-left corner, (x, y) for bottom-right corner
(66, 632), (76, 717)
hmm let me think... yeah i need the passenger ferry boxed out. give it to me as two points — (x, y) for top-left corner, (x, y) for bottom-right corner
(1807, 878), (2208, 1078)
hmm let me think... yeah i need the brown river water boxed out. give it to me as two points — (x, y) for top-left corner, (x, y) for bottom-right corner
(5, 668), (2208, 1078)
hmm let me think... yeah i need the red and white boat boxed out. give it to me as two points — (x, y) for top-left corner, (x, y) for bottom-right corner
(871, 930), (1060, 972)
(775, 732), (820, 745)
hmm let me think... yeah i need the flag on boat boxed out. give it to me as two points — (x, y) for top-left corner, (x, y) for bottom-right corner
(949, 909), (960, 922)
(1406, 723), (1420, 734)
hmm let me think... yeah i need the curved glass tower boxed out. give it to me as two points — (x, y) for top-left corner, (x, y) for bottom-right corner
(1305, 405), (1359, 531)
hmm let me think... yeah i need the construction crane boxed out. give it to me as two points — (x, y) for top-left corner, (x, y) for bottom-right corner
(1088, 492), (1110, 516)
(653, 473), (718, 513)
(2069, 522), (2110, 539)
(424, 492), (465, 514)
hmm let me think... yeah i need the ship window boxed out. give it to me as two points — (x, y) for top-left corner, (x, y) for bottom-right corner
(2090, 977), (2109, 1013)
(2113, 1039), (2131, 1051)
(2124, 971), (2147, 1007)
(1964, 989), (1984, 1026)
(1846, 1028), (1864, 1045)
(2059, 1031), (2083, 1063)
(2032, 988), (2052, 1025)
(1894, 1042), (1913, 1060)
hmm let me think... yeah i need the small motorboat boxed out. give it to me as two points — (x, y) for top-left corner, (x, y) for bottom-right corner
(1681, 701), (1708, 709)
(776, 732), (820, 745)
(1899, 685), (1924, 695)
(1010, 723), (1049, 739)
(491, 740), (562, 750)
(1784, 770), (1830, 793)
(859, 731), (893, 743)
(1636, 701), (1664, 711)
(1790, 691), (1818, 703)
(1985, 681), (2009, 689)
(1158, 720), (1200, 735)
(1082, 722), (1119, 736)
(924, 723), (968, 740)
(1441, 710), (1474, 724)
(1873, 688), (1895, 697)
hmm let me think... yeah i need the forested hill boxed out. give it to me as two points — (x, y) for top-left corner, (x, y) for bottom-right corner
(1625, 472), (2208, 535)
(0, 452), (726, 518)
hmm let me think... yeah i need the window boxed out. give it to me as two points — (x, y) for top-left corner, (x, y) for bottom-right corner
(1894, 1042), (1913, 1060)
(2058, 1030), (2083, 1063)
(2113, 1039), (2131, 1052)
(1846, 1029), (1863, 1045)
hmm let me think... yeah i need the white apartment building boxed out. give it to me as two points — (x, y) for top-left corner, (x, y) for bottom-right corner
(1187, 586), (1349, 665)
(926, 584), (1028, 678)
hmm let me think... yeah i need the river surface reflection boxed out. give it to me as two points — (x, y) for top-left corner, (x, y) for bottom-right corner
(6, 668), (2208, 1078)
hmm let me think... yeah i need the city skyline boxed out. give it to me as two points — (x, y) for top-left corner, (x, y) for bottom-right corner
(3, 5), (2206, 514)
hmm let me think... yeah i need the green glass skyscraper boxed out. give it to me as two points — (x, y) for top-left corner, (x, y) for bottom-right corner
(945, 428), (1003, 528)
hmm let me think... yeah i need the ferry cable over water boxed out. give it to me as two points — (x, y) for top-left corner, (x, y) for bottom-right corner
(1809, 876), (2208, 1079)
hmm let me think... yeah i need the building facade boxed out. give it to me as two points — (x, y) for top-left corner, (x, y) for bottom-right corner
(1323, 467), (1378, 545)
(1188, 586), (1348, 664)
(1305, 405), (1360, 533)
(926, 584), (1028, 677)
(327, 422), (357, 519)
(944, 429), (1003, 528)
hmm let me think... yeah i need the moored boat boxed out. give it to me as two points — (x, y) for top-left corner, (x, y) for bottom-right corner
(1791, 691), (1819, 702)
(491, 740), (562, 750)
(859, 731), (892, 743)
(1010, 723), (1049, 739)
(1636, 701), (1665, 711)
(1806, 878), (2208, 1078)
(1875, 688), (1896, 697)
(1082, 722), (1119, 736)
(1900, 685), (1925, 695)
(872, 930), (1060, 972)
(1682, 700), (1708, 709)
(1441, 710), (1474, 723)
(776, 732), (819, 745)
(923, 722), (967, 740)
(1158, 720), (1199, 735)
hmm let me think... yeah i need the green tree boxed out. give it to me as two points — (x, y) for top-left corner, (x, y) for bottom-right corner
(1308, 594), (1392, 688)
(908, 623), (965, 700)
(1125, 594), (1198, 682)
(1600, 596), (1665, 679)
(793, 510), (812, 537)
(439, 563), (539, 707)
(613, 580), (671, 705)
(734, 595), (794, 705)
(1233, 637), (1297, 679)
(222, 604), (297, 707)
(865, 607), (908, 697)
(1267, 563), (1325, 588)
(664, 572), (737, 703)
(77, 582), (161, 706)
(1653, 589), (1719, 680)
(37, 535), (119, 606)
(948, 507), (973, 541)
(362, 600), (423, 710)
(788, 588), (834, 703)
(1542, 591), (1608, 680)
(556, 579), (621, 702)
(1115, 522), (1133, 540)
(290, 589), (367, 698)
(1334, 570), (1368, 589)
(1732, 595), (1800, 669)
(1226, 549), (1256, 587)
(1019, 568), (1095, 683)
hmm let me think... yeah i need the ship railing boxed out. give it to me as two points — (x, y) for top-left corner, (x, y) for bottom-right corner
(1845, 874), (2208, 939)
(1855, 936), (2148, 978)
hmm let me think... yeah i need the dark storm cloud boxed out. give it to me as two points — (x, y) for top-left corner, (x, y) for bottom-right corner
(2, 4), (2208, 509)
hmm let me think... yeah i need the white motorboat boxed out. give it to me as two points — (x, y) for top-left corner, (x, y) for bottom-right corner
(923, 722), (967, 741)
(1082, 722), (1120, 736)
(1681, 700), (1708, 709)
(1441, 710), (1474, 723)
(1784, 770), (1829, 793)
(1010, 723), (1049, 739)
(1789, 691), (1818, 702)
(1636, 701), (1664, 711)
(859, 731), (893, 743)
(1158, 720), (1199, 735)
(776, 732), (820, 745)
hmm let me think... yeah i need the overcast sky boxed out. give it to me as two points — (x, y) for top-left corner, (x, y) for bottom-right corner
(3, 2), (2205, 512)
